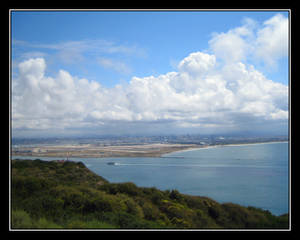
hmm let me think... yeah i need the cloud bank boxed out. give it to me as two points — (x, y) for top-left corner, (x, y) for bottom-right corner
(12, 14), (289, 137)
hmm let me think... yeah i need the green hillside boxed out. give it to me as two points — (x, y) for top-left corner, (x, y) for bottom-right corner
(11, 159), (289, 229)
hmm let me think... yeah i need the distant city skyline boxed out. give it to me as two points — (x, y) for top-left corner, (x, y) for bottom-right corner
(11, 10), (289, 138)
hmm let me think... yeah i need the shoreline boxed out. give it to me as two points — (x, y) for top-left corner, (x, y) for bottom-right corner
(11, 143), (199, 159)
(11, 140), (288, 159)
(162, 140), (289, 156)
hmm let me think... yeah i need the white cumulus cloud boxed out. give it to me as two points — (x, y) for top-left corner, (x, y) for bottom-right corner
(255, 14), (289, 67)
(11, 14), (289, 137)
(209, 13), (288, 68)
(12, 52), (288, 136)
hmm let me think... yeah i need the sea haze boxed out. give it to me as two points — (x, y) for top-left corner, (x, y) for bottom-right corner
(12, 142), (289, 216)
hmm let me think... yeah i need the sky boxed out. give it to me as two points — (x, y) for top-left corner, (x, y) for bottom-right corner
(11, 10), (290, 138)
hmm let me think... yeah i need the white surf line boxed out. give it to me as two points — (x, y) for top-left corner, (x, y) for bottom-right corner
(162, 141), (288, 157)
(112, 163), (281, 168)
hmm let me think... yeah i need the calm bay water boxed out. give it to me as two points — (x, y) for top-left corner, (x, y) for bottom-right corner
(12, 142), (289, 216)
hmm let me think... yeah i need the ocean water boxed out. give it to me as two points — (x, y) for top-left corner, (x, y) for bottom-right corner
(12, 142), (289, 216)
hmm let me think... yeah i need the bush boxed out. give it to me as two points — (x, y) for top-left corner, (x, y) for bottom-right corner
(32, 218), (62, 229)
(12, 160), (33, 169)
(11, 209), (62, 229)
(11, 160), (289, 229)
(221, 203), (267, 228)
(83, 219), (116, 229)
(169, 189), (183, 202)
(116, 182), (141, 196)
(98, 183), (119, 195)
(160, 199), (195, 227)
(170, 217), (191, 228)
(116, 212), (154, 229)
(140, 201), (161, 221)
(11, 209), (33, 229)
(194, 209), (219, 228)
(12, 176), (48, 197)
(123, 197), (144, 218)
(150, 190), (165, 205)
(66, 220), (87, 229)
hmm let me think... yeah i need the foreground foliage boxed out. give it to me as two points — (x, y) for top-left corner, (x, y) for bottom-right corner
(11, 159), (289, 229)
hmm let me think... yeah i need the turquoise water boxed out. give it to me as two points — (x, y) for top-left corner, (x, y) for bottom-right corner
(12, 142), (289, 216)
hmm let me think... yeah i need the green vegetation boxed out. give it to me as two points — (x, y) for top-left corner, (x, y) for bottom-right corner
(11, 159), (289, 229)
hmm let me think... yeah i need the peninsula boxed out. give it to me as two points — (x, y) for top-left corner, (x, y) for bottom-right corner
(11, 135), (288, 158)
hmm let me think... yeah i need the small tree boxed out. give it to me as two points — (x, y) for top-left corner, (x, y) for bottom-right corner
(169, 189), (182, 201)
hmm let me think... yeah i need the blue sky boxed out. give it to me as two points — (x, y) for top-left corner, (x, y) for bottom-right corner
(11, 10), (289, 137)
(12, 11), (289, 86)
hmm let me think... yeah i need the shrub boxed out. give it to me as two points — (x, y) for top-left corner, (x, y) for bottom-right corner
(170, 217), (191, 228)
(11, 160), (289, 229)
(123, 197), (144, 218)
(11, 209), (33, 229)
(83, 219), (116, 229)
(12, 176), (47, 197)
(169, 189), (183, 202)
(32, 218), (62, 229)
(116, 212), (154, 229)
(194, 209), (219, 228)
(140, 201), (161, 221)
(221, 203), (264, 228)
(66, 220), (87, 229)
(150, 190), (165, 205)
(11, 209), (63, 229)
(98, 183), (119, 195)
(116, 182), (141, 196)
(160, 199), (195, 226)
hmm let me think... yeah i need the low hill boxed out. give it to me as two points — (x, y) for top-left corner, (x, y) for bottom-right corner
(11, 159), (289, 229)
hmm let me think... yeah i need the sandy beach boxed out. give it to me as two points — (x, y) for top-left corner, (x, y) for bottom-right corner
(11, 143), (201, 158)
(161, 141), (289, 156)
(11, 140), (288, 159)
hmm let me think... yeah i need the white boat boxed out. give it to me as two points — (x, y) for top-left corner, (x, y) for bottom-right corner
(107, 162), (120, 165)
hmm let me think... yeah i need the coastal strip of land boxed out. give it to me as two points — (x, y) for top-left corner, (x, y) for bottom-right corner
(11, 143), (201, 158)
(11, 140), (288, 158)
(166, 140), (289, 155)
